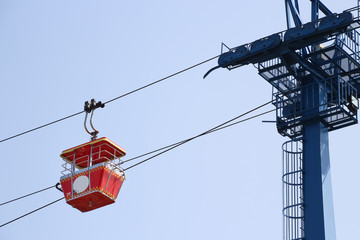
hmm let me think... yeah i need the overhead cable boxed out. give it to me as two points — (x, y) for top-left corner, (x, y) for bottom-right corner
(122, 108), (275, 165)
(0, 184), (58, 207)
(0, 197), (64, 228)
(123, 101), (274, 171)
(104, 55), (219, 105)
(0, 111), (84, 143)
(0, 55), (219, 144)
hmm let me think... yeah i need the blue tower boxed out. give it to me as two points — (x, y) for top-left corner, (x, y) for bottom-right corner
(205, 1), (360, 239)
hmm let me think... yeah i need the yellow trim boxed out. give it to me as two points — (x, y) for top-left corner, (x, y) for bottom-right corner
(66, 188), (118, 201)
(60, 137), (126, 160)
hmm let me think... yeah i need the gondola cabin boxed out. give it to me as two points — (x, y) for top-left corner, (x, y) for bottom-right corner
(59, 137), (126, 212)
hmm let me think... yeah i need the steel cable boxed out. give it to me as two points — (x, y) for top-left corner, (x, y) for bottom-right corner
(0, 184), (57, 207)
(122, 109), (275, 165)
(0, 197), (64, 228)
(123, 101), (274, 171)
(0, 55), (219, 144)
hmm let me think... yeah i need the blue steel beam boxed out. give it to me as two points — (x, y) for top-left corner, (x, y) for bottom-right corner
(203, 11), (354, 79)
(306, 2), (335, 239)
(286, 51), (328, 80)
(311, 0), (333, 23)
(285, 0), (302, 28)
(318, 0), (333, 16)
(311, 0), (320, 21)
(301, 69), (336, 240)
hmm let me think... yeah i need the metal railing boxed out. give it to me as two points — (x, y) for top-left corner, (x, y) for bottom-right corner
(61, 141), (125, 175)
(273, 75), (357, 138)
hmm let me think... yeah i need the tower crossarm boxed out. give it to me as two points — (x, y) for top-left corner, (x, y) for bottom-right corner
(203, 11), (355, 79)
(204, 8), (360, 140)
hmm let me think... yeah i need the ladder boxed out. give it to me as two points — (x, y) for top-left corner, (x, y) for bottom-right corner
(282, 139), (304, 240)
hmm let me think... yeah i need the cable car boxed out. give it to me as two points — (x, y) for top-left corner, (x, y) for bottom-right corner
(59, 99), (126, 212)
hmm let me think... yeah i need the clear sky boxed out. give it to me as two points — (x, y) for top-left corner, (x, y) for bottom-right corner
(0, 0), (359, 239)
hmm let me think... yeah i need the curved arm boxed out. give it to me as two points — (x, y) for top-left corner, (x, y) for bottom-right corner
(89, 110), (99, 135)
(203, 66), (221, 79)
(84, 112), (92, 135)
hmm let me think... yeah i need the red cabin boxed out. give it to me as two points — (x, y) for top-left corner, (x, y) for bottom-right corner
(60, 137), (126, 212)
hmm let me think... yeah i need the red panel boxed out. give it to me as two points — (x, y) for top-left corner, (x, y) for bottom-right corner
(66, 192), (116, 212)
(60, 137), (126, 169)
(60, 165), (124, 212)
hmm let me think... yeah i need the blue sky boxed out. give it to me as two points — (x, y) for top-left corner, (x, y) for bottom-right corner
(0, 1), (359, 239)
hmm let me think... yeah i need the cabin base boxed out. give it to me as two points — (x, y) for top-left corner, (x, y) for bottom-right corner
(60, 163), (124, 212)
